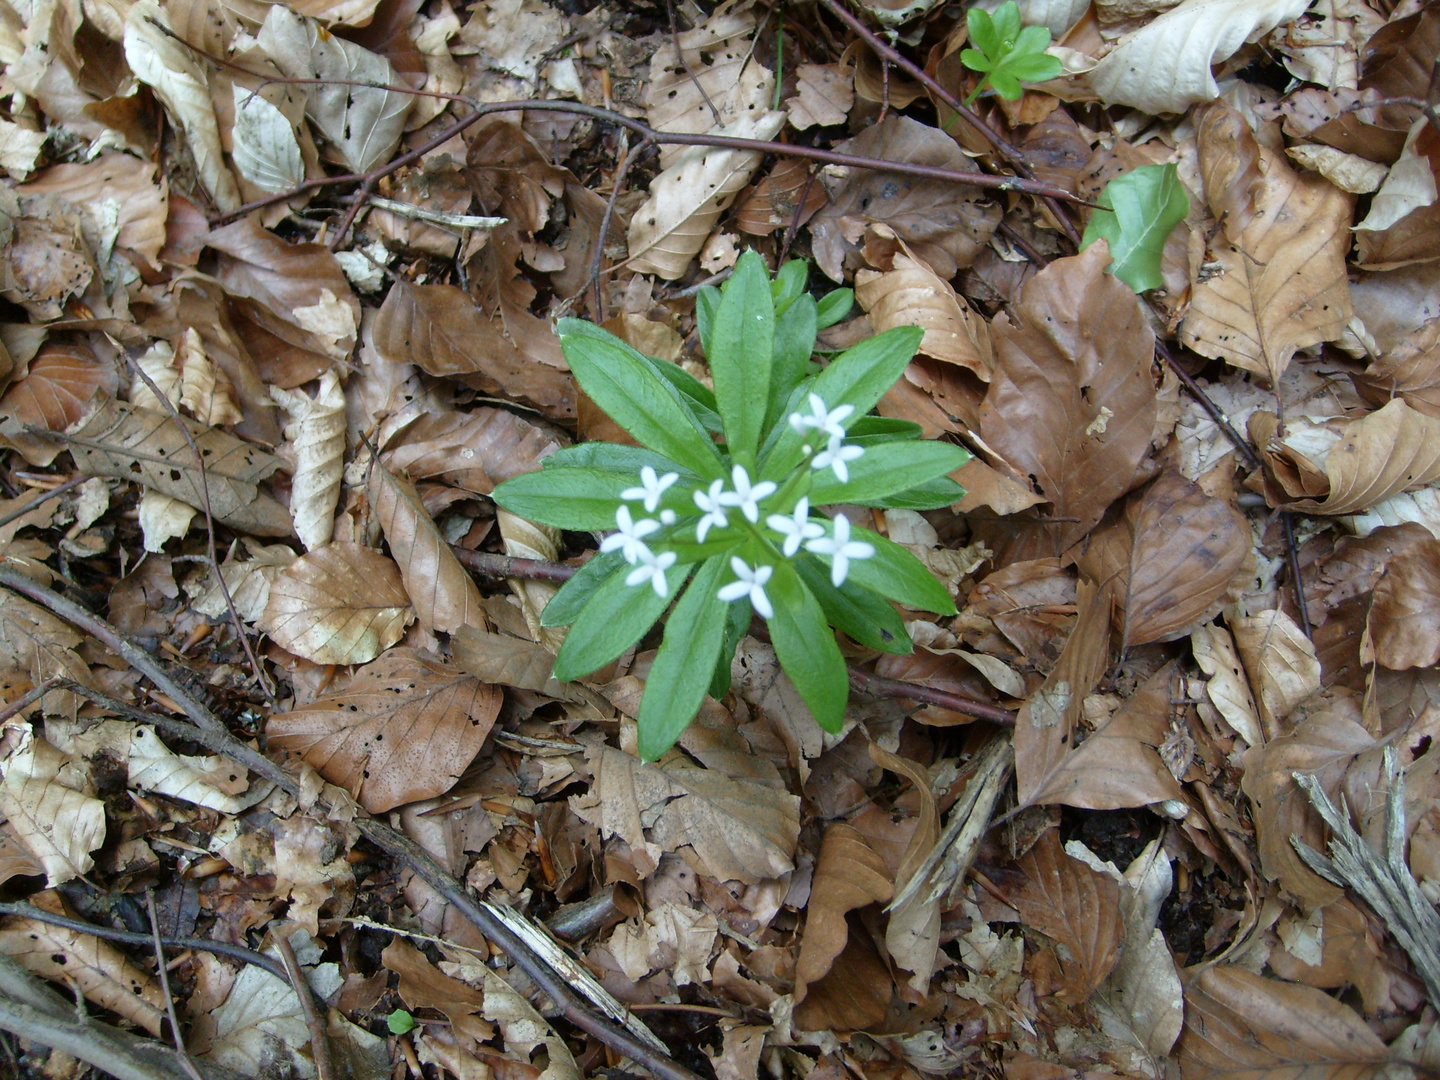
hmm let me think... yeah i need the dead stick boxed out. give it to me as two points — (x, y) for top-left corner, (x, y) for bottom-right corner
(848, 667), (1016, 725)
(276, 933), (334, 1080)
(145, 891), (205, 1080)
(0, 476), (85, 531)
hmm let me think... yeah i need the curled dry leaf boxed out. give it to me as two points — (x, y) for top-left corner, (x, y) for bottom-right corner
(260, 541), (413, 665)
(1, 195), (94, 321)
(371, 279), (575, 417)
(256, 6), (412, 175)
(627, 110), (787, 280)
(230, 83), (306, 196)
(1176, 965), (1394, 1080)
(1191, 621), (1264, 747)
(367, 462), (485, 636)
(0, 891), (165, 1036)
(1089, 0), (1311, 114)
(1231, 607), (1320, 738)
(268, 649), (501, 813)
(271, 368), (346, 551)
(734, 158), (828, 236)
(809, 115), (1003, 282)
(1077, 469), (1249, 647)
(0, 589), (91, 718)
(188, 540), (296, 623)
(794, 823), (892, 1007)
(569, 745), (800, 884)
(0, 728), (104, 886)
(1180, 101), (1353, 386)
(63, 396), (293, 536)
(1000, 829), (1123, 1005)
(1366, 534), (1440, 670)
(979, 243), (1158, 552)
(1354, 318), (1440, 420)
(381, 405), (562, 495)
(174, 327), (243, 428)
(870, 745), (942, 994)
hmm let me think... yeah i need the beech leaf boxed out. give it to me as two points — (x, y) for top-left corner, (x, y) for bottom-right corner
(260, 542), (413, 665)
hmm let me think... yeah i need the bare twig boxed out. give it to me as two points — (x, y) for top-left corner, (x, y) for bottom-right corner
(450, 546), (579, 582)
(275, 932), (334, 1080)
(0, 475), (85, 530)
(1280, 511), (1312, 639)
(0, 677), (64, 723)
(848, 667), (1017, 726)
(588, 134), (650, 319)
(145, 891), (205, 1080)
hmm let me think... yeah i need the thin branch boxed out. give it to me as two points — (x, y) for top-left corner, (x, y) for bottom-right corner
(1281, 511), (1313, 640)
(588, 134), (650, 319)
(275, 932), (334, 1080)
(145, 892), (205, 1080)
(848, 667), (1017, 725)
(450, 546), (579, 582)
(0, 475), (85, 530)
(0, 678), (64, 724)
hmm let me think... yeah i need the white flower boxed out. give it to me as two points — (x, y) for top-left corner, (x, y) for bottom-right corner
(805, 514), (875, 587)
(625, 547), (678, 597)
(599, 505), (659, 565)
(659, 509), (677, 525)
(810, 432), (865, 484)
(622, 466), (679, 513)
(766, 497), (825, 558)
(716, 465), (777, 524)
(716, 557), (774, 619)
(693, 479), (730, 542)
(788, 392), (854, 442)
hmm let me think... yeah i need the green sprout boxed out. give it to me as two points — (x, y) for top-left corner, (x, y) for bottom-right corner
(960, 1), (1064, 105)
(387, 1009), (416, 1035)
(492, 252), (971, 761)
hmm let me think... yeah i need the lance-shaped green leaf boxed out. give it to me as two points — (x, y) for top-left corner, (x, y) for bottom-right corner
(1081, 163), (1190, 294)
(540, 550), (625, 628)
(558, 320), (723, 477)
(832, 526), (957, 615)
(795, 557), (912, 655)
(492, 467), (636, 530)
(637, 557), (730, 760)
(768, 563), (848, 732)
(708, 250), (775, 467)
(551, 560), (686, 681)
(809, 441), (971, 505)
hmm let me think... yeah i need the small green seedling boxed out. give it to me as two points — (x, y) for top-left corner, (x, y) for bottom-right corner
(1081, 163), (1191, 294)
(492, 252), (970, 761)
(960, 1), (1064, 105)
(387, 1009), (416, 1035)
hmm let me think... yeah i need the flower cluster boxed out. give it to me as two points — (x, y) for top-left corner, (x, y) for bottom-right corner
(596, 403), (876, 615)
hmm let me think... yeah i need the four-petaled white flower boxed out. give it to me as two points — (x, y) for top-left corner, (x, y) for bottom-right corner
(766, 497), (825, 558)
(599, 505), (659, 564)
(717, 557), (774, 619)
(789, 393), (854, 442)
(811, 432), (865, 484)
(716, 465), (777, 523)
(622, 466), (679, 513)
(693, 479), (730, 542)
(805, 514), (875, 586)
(626, 547), (678, 597)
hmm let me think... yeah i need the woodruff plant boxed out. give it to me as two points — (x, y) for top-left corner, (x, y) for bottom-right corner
(492, 252), (970, 760)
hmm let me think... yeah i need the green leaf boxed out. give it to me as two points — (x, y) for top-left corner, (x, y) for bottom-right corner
(960, 47), (993, 73)
(815, 288), (853, 329)
(544, 443), (692, 476)
(873, 475), (968, 510)
(991, 1), (1021, 47)
(795, 556), (912, 655)
(760, 325), (923, 480)
(837, 526), (957, 615)
(708, 250), (774, 467)
(540, 550), (625, 628)
(1003, 51), (1063, 81)
(1012, 24), (1052, 56)
(560, 318), (722, 431)
(696, 286), (720, 357)
(847, 416), (923, 441)
(769, 294), (817, 432)
(967, 6), (1000, 59)
(558, 320), (723, 478)
(809, 440), (970, 506)
(551, 560), (684, 680)
(708, 596), (752, 699)
(772, 259), (808, 311)
(1081, 163), (1191, 294)
(637, 557), (730, 760)
(767, 563), (848, 732)
(492, 467), (633, 530)
(988, 70), (1024, 99)
(388, 1010), (416, 1035)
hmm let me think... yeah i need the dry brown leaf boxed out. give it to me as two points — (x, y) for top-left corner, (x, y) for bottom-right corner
(1354, 318), (1440, 420)
(18, 153), (167, 264)
(0, 728), (104, 887)
(63, 396), (292, 536)
(1279, 400), (1440, 516)
(794, 824), (892, 1004)
(268, 649), (500, 813)
(1002, 829), (1123, 1005)
(1267, 899), (1393, 1016)
(1192, 621), (1264, 747)
(260, 542), (413, 665)
(1240, 698), (1373, 909)
(855, 235), (993, 381)
(370, 278), (575, 417)
(0, 341), (118, 467)
(383, 938), (493, 1049)
(69, 721), (254, 814)
(0, 195), (94, 322)
(1078, 470), (1249, 647)
(787, 63), (854, 130)
(1015, 579), (1113, 809)
(968, 558), (1076, 668)
(1366, 534), (1440, 670)
(172, 327), (243, 428)
(1176, 965), (1395, 1080)
(870, 745), (941, 993)
(367, 462), (485, 636)
(1021, 662), (1187, 811)
(0, 891), (165, 1036)
(569, 745), (800, 884)
(0, 826), (43, 886)
(734, 159), (828, 236)
(978, 242), (1158, 552)
(207, 216), (360, 366)
(1231, 607), (1320, 738)
(496, 509), (564, 652)
(627, 109), (787, 280)
(1180, 101), (1353, 385)
(809, 115), (1002, 281)
(271, 368), (345, 551)
(451, 625), (590, 703)
(380, 406), (561, 496)
(0, 590), (91, 719)
(731, 636), (826, 775)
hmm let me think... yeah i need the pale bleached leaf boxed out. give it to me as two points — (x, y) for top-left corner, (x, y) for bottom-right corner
(0, 728), (104, 887)
(271, 369), (345, 551)
(230, 83), (305, 195)
(260, 542), (413, 665)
